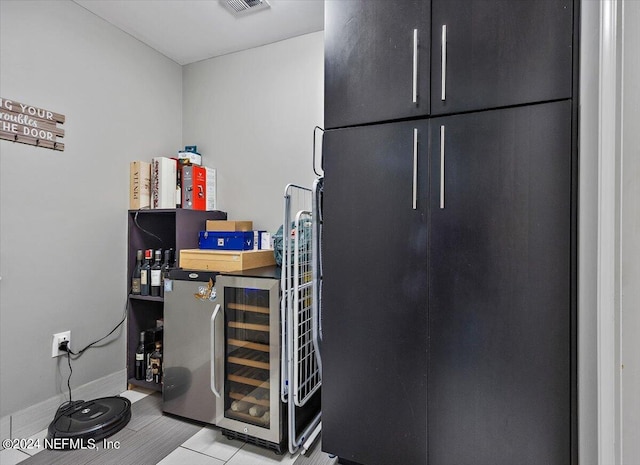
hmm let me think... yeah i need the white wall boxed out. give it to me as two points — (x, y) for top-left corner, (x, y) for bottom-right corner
(0, 0), (182, 417)
(621, 1), (640, 463)
(182, 31), (324, 233)
(579, 1), (600, 462)
(582, 1), (640, 463)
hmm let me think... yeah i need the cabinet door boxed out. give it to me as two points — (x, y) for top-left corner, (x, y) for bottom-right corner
(431, 0), (573, 115)
(428, 101), (572, 465)
(324, 0), (430, 129)
(322, 121), (429, 465)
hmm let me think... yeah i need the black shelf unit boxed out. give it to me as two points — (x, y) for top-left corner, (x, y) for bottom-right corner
(126, 208), (226, 391)
(129, 294), (164, 303)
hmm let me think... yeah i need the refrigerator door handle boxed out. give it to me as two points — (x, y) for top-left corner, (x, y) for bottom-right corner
(441, 25), (447, 101)
(210, 303), (222, 398)
(440, 125), (445, 209)
(412, 28), (418, 103)
(413, 128), (418, 209)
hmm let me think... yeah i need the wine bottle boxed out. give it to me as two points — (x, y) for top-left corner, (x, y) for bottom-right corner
(160, 249), (172, 297)
(135, 331), (146, 380)
(150, 249), (162, 297)
(149, 341), (163, 384)
(249, 405), (266, 417)
(140, 249), (152, 296)
(131, 250), (143, 295)
(230, 400), (250, 413)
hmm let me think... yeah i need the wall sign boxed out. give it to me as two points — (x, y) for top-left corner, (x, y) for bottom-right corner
(0, 98), (65, 151)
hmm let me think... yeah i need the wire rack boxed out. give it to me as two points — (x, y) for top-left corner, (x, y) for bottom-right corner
(293, 210), (321, 406)
(280, 184), (313, 402)
(280, 183), (323, 455)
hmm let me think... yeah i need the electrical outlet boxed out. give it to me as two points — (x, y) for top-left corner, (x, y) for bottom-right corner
(52, 331), (71, 357)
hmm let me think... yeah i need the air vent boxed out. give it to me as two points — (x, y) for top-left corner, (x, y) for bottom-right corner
(221, 0), (271, 16)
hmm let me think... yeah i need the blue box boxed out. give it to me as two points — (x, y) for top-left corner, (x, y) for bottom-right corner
(199, 231), (254, 251)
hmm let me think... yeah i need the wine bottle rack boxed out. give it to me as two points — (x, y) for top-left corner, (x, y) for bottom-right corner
(219, 279), (279, 433)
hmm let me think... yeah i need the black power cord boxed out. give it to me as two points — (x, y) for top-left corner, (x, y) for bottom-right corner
(55, 298), (128, 411)
(49, 346), (82, 430)
(133, 210), (164, 244)
(63, 302), (128, 358)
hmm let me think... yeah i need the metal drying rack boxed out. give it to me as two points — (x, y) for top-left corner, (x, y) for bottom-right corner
(280, 183), (323, 455)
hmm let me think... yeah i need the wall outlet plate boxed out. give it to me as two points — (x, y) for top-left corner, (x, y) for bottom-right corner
(52, 331), (71, 357)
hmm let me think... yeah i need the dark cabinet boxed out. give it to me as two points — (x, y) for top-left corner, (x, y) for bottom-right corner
(324, 0), (431, 129)
(126, 208), (226, 391)
(324, 0), (573, 127)
(322, 101), (574, 465)
(322, 1), (577, 464)
(430, 0), (574, 115)
(322, 120), (429, 465)
(428, 101), (572, 465)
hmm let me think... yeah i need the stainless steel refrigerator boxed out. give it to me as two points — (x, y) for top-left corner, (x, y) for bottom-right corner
(162, 269), (219, 424)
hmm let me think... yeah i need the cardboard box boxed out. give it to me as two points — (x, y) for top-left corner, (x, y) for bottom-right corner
(252, 231), (271, 250)
(206, 220), (253, 232)
(199, 231), (254, 251)
(182, 165), (216, 211)
(182, 165), (203, 209)
(177, 151), (202, 166)
(129, 161), (151, 209)
(204, 167), (216, 211)
(179, 249), (276, 272)
(151, 157), (177, 209)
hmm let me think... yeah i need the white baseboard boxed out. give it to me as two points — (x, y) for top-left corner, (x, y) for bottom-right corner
(1, 369), (126, 446)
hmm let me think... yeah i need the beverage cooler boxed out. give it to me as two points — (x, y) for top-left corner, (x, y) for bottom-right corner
(163, 266), (319, 454)
(211, 270), (285, 452)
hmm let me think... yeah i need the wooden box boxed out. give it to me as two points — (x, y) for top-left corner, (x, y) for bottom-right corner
(179, 249), (275, 272)
(129, 161), (151, 210)
(206, 220), (253, 232)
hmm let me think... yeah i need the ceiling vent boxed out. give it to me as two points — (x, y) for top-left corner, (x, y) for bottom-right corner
(221, 0), (271, 16)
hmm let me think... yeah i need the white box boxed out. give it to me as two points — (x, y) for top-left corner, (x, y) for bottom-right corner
(177, 151), (202, 166)
(261, 232), (273, 250)
(205, 167), (217, 211)
(151, 157), (177, 209)
(252, 231), (272, 250)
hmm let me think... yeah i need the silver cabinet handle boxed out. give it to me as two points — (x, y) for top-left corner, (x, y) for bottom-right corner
(413, 128), (418, 209)
(440, 125), (445, 209)
(412, 29), (418, 103)
(210, 303), (221, 398)
(441, 25), (447, 101)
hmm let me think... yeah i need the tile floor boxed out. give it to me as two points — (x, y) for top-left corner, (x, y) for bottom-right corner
(0, 388), (326, 465)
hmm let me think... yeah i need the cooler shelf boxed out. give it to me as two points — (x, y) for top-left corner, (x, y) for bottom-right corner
(228, 338), (270, 352)
(228, 302), (270, 314)
(229, 391), (270, 407)
(228, 374), (270, 388)
(228, 348), (270, 370)
(229, 321), (270, 332)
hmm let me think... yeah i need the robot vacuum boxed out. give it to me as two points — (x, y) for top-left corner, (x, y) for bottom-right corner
(47, 396), (131, 448)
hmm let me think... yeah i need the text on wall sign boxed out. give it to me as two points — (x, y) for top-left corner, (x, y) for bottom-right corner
(0, 98), (65, 151)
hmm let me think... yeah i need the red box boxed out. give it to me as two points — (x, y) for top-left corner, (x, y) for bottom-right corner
(182, 165), (205, 210)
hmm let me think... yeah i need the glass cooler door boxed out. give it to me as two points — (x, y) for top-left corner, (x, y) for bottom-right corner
(214, 275), (280, 444)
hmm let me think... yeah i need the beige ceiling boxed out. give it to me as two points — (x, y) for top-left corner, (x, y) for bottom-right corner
(72, 0), (325, 65)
